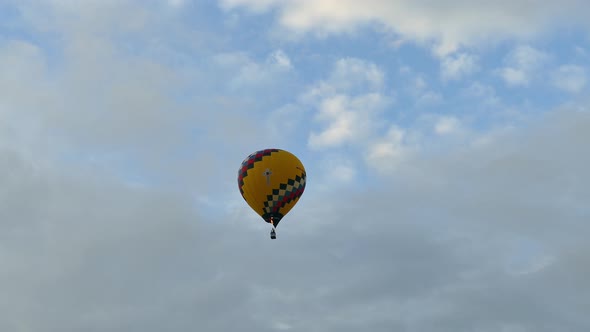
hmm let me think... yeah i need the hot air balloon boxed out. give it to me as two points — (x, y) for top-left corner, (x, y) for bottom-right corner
(237, 149), (306, 239)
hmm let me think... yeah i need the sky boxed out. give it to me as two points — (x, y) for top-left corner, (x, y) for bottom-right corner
(0, 0), (589, 331)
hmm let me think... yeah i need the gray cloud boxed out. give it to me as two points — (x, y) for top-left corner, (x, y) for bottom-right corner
(1, 108), (588, 331)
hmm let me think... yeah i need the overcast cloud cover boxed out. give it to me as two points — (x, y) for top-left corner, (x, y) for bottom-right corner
(0, 0), (589, 331)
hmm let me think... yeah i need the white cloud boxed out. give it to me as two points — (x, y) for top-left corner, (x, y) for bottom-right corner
(213, 49), (294, 91)
(434, 116), (460, 135)
(416, 91), (443, 107)
(440, 53), (479, 80)
(332, 164), (356, 183)
(330, 57), (385, 92)
(302, 58), (385, 102)
(365, 125), (409, 173)
(220, 0), (590, 53)
(213, 51), (251, 67)
(552, 65), (587, 93)
(315, 154), (357, 187)
(506, 45), (549, 69)
(308, 95), (355, 147)
(413, 76), (427, 90)
(305, 58), (391, 149)
(268, 49), (293, 69)
(399, 72), (443, 107)
(499, 45), (550, 86)
(308, 93), (387, 148)
(462, 82), (501, 107)
(499, 67), (528, 86)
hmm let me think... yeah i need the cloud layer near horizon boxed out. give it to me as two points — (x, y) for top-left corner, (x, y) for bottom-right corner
(1, 107), (588, 331)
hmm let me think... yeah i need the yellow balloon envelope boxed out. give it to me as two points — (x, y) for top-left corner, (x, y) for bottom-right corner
(238, 149), (306, 227)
